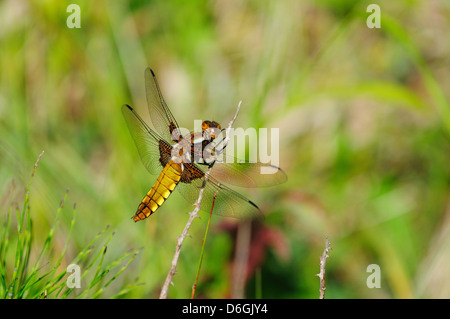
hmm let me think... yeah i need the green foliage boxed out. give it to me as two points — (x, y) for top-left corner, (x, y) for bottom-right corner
(0, 153), (141, 299)
(0, 0), (449, 298)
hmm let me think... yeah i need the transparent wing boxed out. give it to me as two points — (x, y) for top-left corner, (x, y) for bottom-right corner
(145, 68), (181, 143)
(201, 131), (287, 187)
(121, 104), (171, 175)
(208, 157), (288, 188)
(176, 165), (264, 220)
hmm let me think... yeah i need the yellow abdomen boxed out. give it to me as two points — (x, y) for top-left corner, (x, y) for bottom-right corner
(132, 161), (183, 222)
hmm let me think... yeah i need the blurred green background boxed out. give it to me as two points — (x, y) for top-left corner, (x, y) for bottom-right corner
(1, 0), (449, 298)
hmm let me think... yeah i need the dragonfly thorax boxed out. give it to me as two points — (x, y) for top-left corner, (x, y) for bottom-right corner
(170, 120), (222, 165)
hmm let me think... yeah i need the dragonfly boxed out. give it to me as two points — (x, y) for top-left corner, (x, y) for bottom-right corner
(122, 68), (286, 222)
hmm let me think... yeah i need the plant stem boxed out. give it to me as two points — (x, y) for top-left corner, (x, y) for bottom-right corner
(159, 102), (241, 299)
(191, 190), (217, 299)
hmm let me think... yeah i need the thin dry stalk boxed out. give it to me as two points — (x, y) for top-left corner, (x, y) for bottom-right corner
(316, 237), (331, 299)
(159, 102), (241, 299)
(191, 189), (218, 299)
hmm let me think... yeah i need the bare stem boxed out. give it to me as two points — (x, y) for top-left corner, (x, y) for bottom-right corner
(159, 169), (211, 299)
(224, 101), (241, 148)
(159, 101), (242, 299)
(316, 237), (331, 299)
(191, 188), (218, 299)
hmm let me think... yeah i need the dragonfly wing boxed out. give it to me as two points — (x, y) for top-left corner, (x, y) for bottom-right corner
(203, 132), (287, 187)
(176, 169), (264, 220)
(145, 68), (182, 143)
(208, 159), (287, 188)
(121, 104), (172, 175)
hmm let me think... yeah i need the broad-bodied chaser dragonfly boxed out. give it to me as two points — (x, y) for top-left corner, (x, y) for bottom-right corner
(122, 68), (286, 221)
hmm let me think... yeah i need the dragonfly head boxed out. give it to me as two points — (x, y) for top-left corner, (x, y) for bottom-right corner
(202, 120), (221, 140)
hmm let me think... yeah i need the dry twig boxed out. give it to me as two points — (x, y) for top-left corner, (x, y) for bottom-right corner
(316, 237), (331, 299)
(159, 102), (241, 299)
